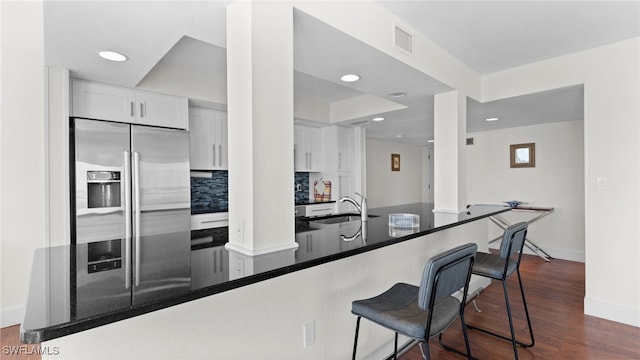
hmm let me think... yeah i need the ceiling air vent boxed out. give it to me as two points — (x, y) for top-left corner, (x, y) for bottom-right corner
(466, 137), (475, 146)
(394, 26), (413, 55)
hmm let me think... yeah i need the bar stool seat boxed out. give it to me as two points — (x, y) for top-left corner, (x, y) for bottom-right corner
(472, 252), (517, 279)
(352, 283), (461, 340)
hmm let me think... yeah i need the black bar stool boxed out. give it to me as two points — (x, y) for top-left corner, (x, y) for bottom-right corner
(351, 243), (477, 360)
(466, 222), (535, 359)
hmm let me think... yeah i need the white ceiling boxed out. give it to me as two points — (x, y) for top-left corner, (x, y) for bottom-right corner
(43, 1), (639, 146)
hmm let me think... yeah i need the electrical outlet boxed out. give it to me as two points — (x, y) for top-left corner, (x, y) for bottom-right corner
(303, 321), (315, 348)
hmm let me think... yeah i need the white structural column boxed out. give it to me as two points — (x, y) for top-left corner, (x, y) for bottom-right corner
(433, 90), (468, 216)
(225, 1), (297, 255)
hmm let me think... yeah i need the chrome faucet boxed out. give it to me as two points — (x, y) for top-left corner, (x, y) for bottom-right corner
(339, 192), (368, 222)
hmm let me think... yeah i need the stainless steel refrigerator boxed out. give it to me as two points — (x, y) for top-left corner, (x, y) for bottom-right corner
(71, 118), (191, 317)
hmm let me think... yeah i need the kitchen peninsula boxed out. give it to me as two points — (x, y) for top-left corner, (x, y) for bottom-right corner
(22, 203), (509, 359)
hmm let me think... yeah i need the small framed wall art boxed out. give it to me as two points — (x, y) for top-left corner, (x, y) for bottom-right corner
(510, 143), (536, 168)
(391, 153), (400, 171)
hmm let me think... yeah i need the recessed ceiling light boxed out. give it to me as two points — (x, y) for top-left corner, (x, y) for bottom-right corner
(389, 92), (407, 98)
(98, 50), (128, 62)
(485, 117), (499, 122)
(396, 134), (404, 138)
(427, 139), (435, 143)
(372, 117), (385, 122)
(340, 74), (360, 82)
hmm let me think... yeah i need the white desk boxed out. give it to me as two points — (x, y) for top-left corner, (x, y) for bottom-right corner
(489, 206), (554, 262)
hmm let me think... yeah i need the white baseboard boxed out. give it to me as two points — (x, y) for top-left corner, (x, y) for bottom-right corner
(489, 242), (585, 262)
(1, 305), (24, 328)
(584, 297), (640, 328)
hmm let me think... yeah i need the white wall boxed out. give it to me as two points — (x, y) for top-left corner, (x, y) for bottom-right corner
(0, 1), (47, 327)
(366, 139), (426, 208)
(482, 38), (640, 327)
(467, 120), (585, 261)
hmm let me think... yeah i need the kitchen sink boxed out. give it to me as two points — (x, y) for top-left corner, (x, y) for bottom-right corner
(300, 213), (379, 224)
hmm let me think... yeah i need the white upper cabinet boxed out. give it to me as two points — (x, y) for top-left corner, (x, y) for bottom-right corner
(294, 124), (322, 172)
(189, 107), (228, 170)
(71, 79), (188, 129)
(134, 90), (188, 129)
(336, 126), (354, 171)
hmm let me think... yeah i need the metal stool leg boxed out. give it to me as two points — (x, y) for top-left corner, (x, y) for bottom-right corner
(352, 317), (361, 360)
(466, 275), (534, 359)
(517, 269), (535, 347)
(393, 332), (398, 359)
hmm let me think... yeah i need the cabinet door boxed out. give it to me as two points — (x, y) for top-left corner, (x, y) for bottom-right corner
(189, 108), (228, 170)
(294, 125), (322, 171)
(337, 126), (353, 171)
(307, 126), (322, 171)
(214, 111), (228, 170)
(135, 90), (188, 129)
(189, 109), (215, 170)
(294, 125), (307, 171)
(72, 79), (136, 123)
(337, 172), (354, 213)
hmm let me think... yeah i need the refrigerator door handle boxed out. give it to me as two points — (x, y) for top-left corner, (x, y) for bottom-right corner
(123, 151), (132, 289)
(133, 151), (141, 286)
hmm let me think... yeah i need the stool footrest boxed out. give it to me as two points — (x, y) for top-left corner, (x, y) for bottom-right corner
(466, 324), (534, 348)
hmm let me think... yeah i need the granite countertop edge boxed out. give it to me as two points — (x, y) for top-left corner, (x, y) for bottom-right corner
(21, 204), (510, 344)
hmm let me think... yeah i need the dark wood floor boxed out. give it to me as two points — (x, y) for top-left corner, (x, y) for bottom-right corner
(1, 255), (638, 360)
(400, 254), (640, 360)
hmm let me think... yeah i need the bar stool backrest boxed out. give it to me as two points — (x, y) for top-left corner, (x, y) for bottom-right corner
(418, 243), (477, 311)
(498, 222), (528, 278)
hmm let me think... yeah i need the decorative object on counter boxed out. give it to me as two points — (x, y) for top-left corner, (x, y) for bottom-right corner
(510, 143), (536, 168)
(391, 153), (401, 171)
(313, 178), (332, 202)
(505, 200), (522, 208)
(388, 213), (420, 237)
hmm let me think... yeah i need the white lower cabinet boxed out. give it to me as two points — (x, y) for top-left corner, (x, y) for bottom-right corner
(191, 213), (229, 230)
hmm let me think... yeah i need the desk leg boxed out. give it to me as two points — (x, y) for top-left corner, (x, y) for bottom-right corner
(524, 236), (552, 262)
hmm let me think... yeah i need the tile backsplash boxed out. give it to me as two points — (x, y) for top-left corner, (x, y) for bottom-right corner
(191, 171), (311, 213)
(294, 172), (310, 204)
(191, 171), (228, 213)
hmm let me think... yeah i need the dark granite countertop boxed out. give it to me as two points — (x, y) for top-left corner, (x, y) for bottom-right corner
(294, 200), (336, 206)
(20, 203), (509, 343)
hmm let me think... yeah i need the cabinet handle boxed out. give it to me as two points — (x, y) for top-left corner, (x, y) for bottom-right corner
(218, 144), (222, 167)
(130, 102), (135, 117)
(212, 144), (216, 167)
(139, 102), (145, 118)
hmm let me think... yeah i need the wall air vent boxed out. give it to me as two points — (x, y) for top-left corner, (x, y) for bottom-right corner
(466, 137), (475, 146)
(394, 25), (413, 55)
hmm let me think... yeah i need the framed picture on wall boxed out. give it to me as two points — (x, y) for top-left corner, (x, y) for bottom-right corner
(391, 153), (400, 171)
(510, 143), (536, 168)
